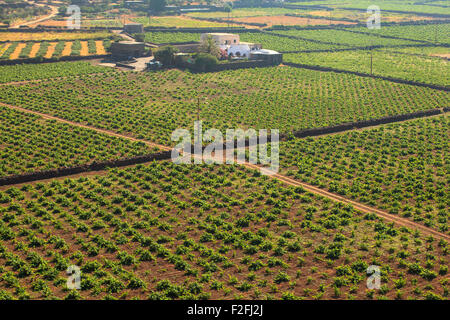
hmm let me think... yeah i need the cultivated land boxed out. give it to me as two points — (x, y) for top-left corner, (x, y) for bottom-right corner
(284, 50), (450, 86)
(0, 163), (448, 300)
(0, 61), (114, 84)
(0, 106), (158, 177)
(280, 116), (449, 235)
(0, 1), (448, 302)
(0, 67), (448, 145)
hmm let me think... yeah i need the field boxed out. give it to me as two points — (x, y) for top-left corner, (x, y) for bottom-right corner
(284, 50), (449, 86)
(280, 116), (449, 235)
(348, 24), (450, 45)
(0, 61), (114, 84)
(0, 105), (158, 177)
(0, 1), (448, 304)
(0, 32), (112, 42)
(132, 16), (230, 28)
(268, 28), (424, 48)
(0, 39), (110, 61)
(0, 67), (447, 145)
(231, 15), (356, 27)
(0, 162), (448, 300)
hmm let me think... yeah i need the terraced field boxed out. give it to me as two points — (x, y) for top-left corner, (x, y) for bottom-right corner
(0, 67), (447, 145)
(0, 61), (115, 84)
(280, 116), (449, 235)
(268, 28), (424, 48)
(0, 163), (448, 300)
(0, 105), (158, 177)
(0, 39), (111, 61)
(284, 50), (450, 86)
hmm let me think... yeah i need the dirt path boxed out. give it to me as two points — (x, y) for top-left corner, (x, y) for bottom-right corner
(28, 42), (41, 58)
(9, 42), (26, 60)
(11, 3), (59, 28)
(0, 102), (171, 151)
(0, 101), (447, 241)
(242, 162), (450, 241)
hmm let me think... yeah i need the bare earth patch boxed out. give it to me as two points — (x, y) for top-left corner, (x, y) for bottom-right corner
(9, 42), (26, 60)
(80, 41), (89, 56)
(44, 42), (58, 58)
(62, 41), (73, 56)
(95, 40), (106, 55)
(430, 53), (450, 59)
(28, 42), (41, 58)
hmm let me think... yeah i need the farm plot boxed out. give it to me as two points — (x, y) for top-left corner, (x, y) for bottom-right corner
(0, 162), (448, 300)
(269, 28), (424, 48)
(132, 16), (230, 28)
(348, 24), (450, 45)
(0, 61), (115, 84)
(0, 40), (110, 61)
(284, 50), (450, 86)
(0, 32), (112, 42)
(232, 15), (356, 26)
(279, 116), (449, 235)
(0, 105), (158, 177)
(0, 67), (448, 145)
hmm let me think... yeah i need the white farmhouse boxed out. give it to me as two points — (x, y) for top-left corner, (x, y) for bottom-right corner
(200, 33), (262, 58)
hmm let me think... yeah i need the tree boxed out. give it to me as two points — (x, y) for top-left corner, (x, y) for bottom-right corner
(149, 0), (167, 13)
(154, 45), (177, 66)
(194, 53), (218, 72)
(199, 35), (221, 59)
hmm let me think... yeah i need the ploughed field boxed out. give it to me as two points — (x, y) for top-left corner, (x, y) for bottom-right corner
(0, 163), (448, 300)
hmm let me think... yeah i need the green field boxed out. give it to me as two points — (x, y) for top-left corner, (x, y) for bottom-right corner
(0, 67), (447, 145)
(0, 106), (158, 177)
(280, 116), (449, 234)
(284, 50), (449, 86)
(0, 162), (448, 300)
(0, 61), (115, 84)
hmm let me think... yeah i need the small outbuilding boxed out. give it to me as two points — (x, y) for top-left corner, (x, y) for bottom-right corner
(110, 41), (146, 60)
(124, 23), (144, 34)
(250, 49), (283, 65)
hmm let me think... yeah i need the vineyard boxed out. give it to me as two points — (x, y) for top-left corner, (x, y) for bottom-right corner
(0, 39), (111, 61)
(280, 116), (449, 235)
(268, 28), (424, 48)
(0, 105), (158, 177)
(0, 61), (115, 84)
(0, 0), (448, 304)
(0, 67), (447, 145)
(0, 162), (448, 300)
(284, 50), (449, 86)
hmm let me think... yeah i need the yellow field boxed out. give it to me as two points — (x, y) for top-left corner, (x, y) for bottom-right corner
(0, 32), (111, 42)
(0, 40), (109, 60)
